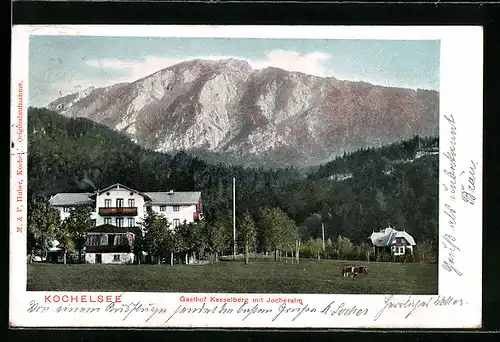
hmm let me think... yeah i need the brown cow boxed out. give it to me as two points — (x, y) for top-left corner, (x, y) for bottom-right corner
(353, 266), (368, 276)
(342, 265), (355, 277)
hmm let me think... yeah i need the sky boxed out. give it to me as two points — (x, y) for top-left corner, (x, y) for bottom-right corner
(28, 35), (440, 107)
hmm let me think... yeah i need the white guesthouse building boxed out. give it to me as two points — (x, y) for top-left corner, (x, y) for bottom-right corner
(49, 183), (203, 264)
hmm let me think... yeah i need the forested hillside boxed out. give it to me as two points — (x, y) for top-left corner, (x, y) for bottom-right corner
(27, 107), (438, 249)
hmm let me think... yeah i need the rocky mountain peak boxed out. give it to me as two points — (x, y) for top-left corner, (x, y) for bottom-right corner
(46, 58), (439, 168)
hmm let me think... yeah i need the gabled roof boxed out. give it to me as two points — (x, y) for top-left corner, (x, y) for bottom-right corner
(394, 230), (416, 246)
(49, 193), (94, 206)
(144, 191), (201, 205)
(89, 183), (151, 200)
(49, 185), (202, 206)
(369, 228), (395, 247)
(369, 227), (416, 247)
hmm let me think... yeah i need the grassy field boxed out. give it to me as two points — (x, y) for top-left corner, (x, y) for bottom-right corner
(27, 259), (438, 294)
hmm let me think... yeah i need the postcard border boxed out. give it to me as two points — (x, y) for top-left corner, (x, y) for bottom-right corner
(10, 25), (484, 329)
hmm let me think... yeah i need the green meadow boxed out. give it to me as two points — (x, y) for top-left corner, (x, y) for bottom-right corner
(27, 259), (437, 294)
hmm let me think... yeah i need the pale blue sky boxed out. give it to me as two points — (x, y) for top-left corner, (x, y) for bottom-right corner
(29, 36), (440, 107)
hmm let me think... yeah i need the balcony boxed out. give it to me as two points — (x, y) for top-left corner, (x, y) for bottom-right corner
(99, 207), (138, 216)
(85, 245), (132, 254)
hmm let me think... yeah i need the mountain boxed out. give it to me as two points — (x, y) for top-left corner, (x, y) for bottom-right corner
(47, 58), (439, 167)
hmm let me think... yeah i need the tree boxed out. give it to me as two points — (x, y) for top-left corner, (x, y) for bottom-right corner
(141, 211), (172, 264)
(303, 213), (322, 240)
(238, 211), (257, 264)
(416, 239), (435, 262)
(203, 216), (231, 264)
(27, 197), (61, 263)
(213, 217), (232, 262)
(201, 220), (216, 264)
(175, 220), (199, 264)
(295, 239), (301, 264)
(132, 231), (144, 264)
(258, 207), (283, 260)
(162, 227), (177, 266)
(186, 220), (207, 264)
(309, 238), (323, 260)
(360, 242), (373, 261)
(56, 221), (75, 264)
(337, 235), (354, 260)
(324, 238), (336, 259)
(140, 211), (158, 263)
(281, 214), (299, 263)
(258, 207), (298, 261)
(63, 205), (93, 263)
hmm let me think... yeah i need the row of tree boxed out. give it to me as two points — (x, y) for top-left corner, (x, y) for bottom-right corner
(27, 194), (303, 265)
(28, 196), (437, 265)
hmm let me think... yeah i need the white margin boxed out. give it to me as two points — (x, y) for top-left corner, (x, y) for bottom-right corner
(10, 25), (483, 329)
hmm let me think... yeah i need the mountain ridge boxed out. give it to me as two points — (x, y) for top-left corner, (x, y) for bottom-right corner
(47, 57), (439, 168)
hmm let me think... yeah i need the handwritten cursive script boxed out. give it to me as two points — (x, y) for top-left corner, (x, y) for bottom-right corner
(320, 301), (369, 317)
(444, 204), (457, 231)
(374, 295), (433, 321)
(443, 114), (457, 200)
(24, 294), (468, 326)
(272, 303), (316, 321)
(374, 295), (464, 321)
(441, 233), (463, 276)
(460, 160), (478, 205)
(165, 302), (278, 323)
(105, 301), (167, 322)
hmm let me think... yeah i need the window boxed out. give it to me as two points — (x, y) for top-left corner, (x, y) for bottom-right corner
(104, 218), (112, 225)
(173, 205), (180, 212)
(128, 199), (135, 207)
(91, 219), (96, 227)
(160, 205), (167, 211)
(173, 219), (180, 228)
(104, 199), (111, 208)
(113, 255), (120, 261)
(116, 234), (128, 245)
(128, 218), (135, 227)
(63, 207), (71, 213)
(108, 234), (115, 245)
(394, 246), (405, 256)
(395, 237), (407, 245)
(86, 235), (100, 246)
(116, 198), (124, 208)
(116, 218), (124, 227)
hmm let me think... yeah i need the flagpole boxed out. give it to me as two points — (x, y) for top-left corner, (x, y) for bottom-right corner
(233, 177), (236, 258)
